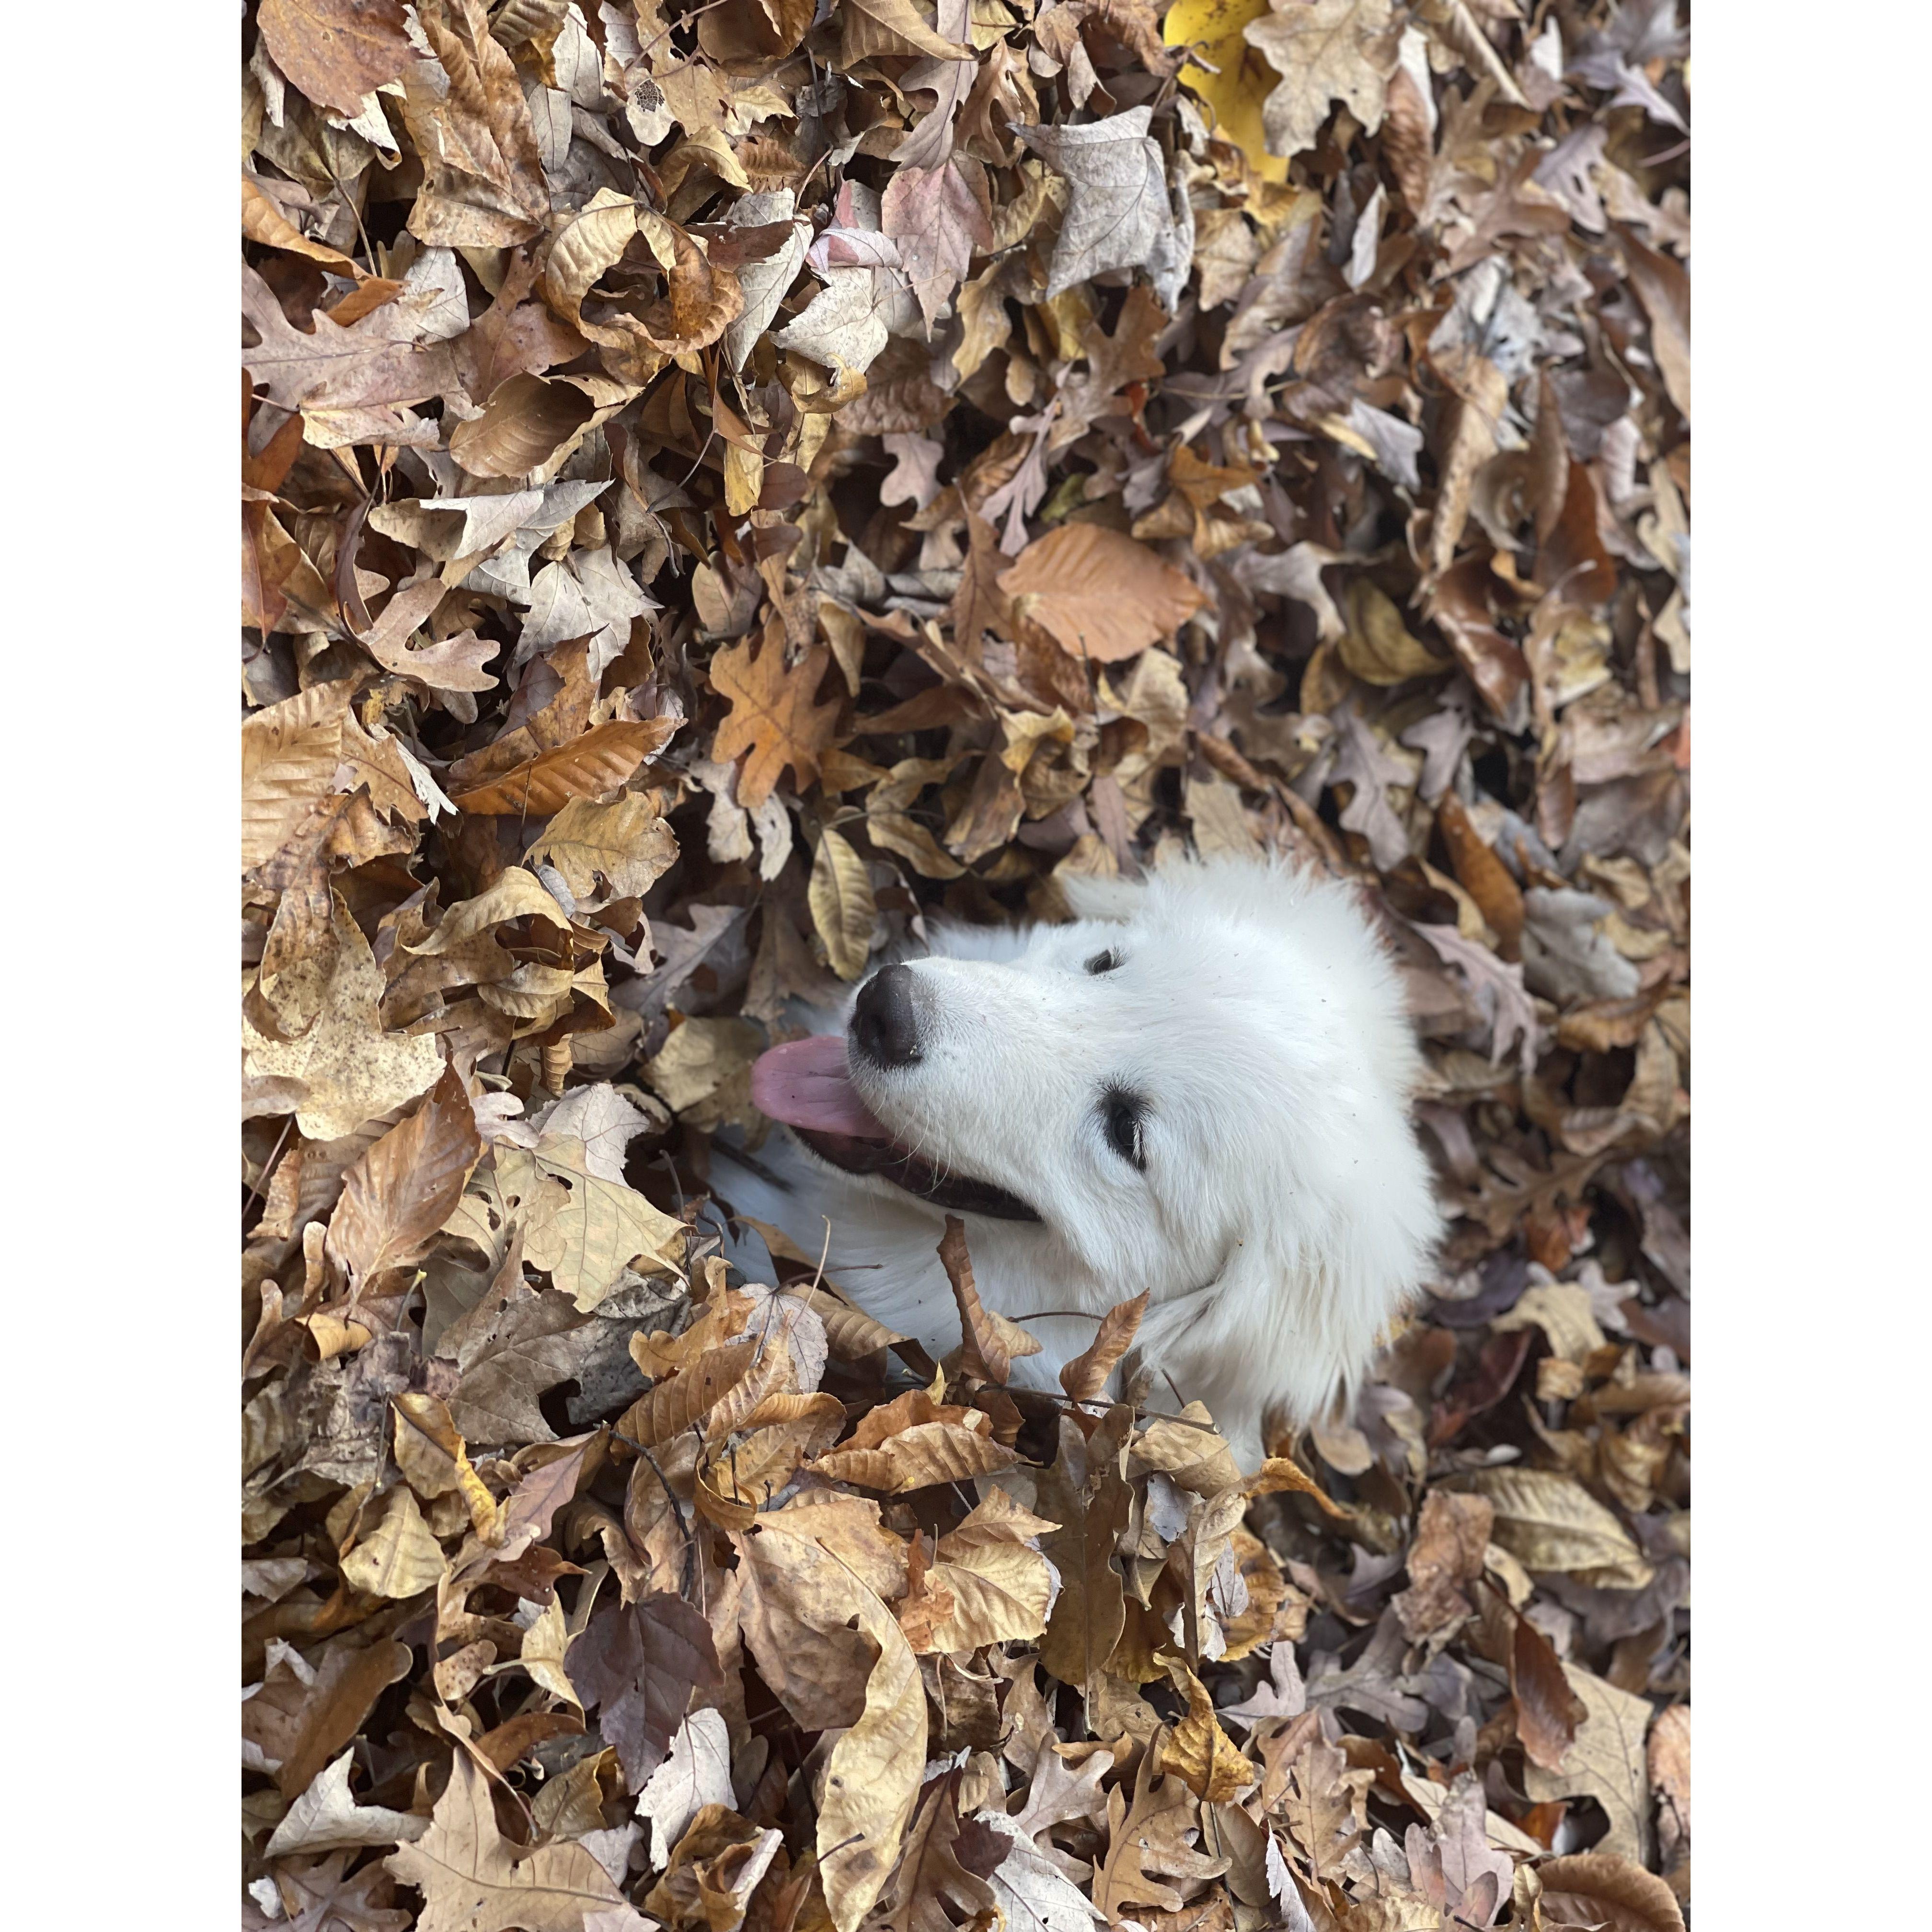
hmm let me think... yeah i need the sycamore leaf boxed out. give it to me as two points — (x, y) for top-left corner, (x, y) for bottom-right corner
(880, 159), (991, 332)
(1000, 525), (1206, 663)
(1245, 0), (1402, 161)
(266, 1749), (430, 1858)
(1523, 1666), (1657, 1866)
(386, 1751), (642, 1932)
(637, 1709), (736, 1861)
(1014, 109), (1191, 309)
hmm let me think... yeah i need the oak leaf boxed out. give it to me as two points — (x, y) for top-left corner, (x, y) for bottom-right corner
(709, 629), (842, 809)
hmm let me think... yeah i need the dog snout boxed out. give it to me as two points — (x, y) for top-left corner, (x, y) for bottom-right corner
(851, 963), (922, 1069)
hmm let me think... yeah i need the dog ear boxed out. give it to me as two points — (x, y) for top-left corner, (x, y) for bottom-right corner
(1058, 872), (1144, 922)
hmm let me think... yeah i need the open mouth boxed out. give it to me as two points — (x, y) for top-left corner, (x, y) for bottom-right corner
(750, 1035), (1042, 1224)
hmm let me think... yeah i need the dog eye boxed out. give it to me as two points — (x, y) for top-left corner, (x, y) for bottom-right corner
(1100, 1086), (1146, 1171)
(1085, 948), (1122, 976)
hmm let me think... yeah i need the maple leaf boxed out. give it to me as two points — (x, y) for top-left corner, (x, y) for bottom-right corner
(708, 629), (842, 809)
(1244, 0), (1402, 161)
(881, 159), (992, 333)
(387, 1752), (643, 1932)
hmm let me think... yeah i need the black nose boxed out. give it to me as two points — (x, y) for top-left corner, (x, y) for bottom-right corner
(851, 964), (921, 1069)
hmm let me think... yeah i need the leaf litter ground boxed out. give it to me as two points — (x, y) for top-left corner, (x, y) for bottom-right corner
(242, 4), (1690, 1929)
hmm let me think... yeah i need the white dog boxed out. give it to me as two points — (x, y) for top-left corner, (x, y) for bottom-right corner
(724, 857), (1442, 1471)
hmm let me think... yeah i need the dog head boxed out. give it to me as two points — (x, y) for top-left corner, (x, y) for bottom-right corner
(751, 857), (1442, 1434)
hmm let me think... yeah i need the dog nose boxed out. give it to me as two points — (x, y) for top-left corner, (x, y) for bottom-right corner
(851, 964), (921, 1069)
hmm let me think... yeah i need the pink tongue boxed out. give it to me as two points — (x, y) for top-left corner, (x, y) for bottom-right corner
(750, 1035), (890, 1138)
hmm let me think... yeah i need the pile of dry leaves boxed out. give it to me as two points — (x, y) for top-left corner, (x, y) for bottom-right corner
(242, 2), (1689, 1929)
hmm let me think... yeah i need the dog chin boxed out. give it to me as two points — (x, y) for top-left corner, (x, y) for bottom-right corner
(789, 1125), (1043, 1224)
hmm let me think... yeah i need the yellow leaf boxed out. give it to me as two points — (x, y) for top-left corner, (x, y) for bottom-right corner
(525, 792), (679, 910)
(341, 1485), (448, 1599)
(808, 827), (877, 981)
(1335, 579), (1456, 685)
(1164, 0), (1292, 184)
(1161, 1659), (1258, 1801)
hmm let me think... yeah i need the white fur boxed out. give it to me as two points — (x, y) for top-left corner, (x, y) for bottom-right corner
(719, 857), (1442, 1470)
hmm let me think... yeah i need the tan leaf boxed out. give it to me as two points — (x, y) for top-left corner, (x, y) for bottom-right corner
(498, 1135), (688, 1310)
(1244, 0), (1400, 161)
(448, 720), (674, 815)
(915, 1488), (1060, 1652)
(520, 1596), (580, 1706)
(709, 627), (843, 809)
(243, 176), (363, 275)
(622, 1338), (761, 1450)
(839, 0), (973, 64)
(815, 1564), (927, 1932)
(1466, 1467), (1655, 1589)
(325, 1066), (483, 1288)
(1335, 578), (1455, 684)
(1246, 1453), (1351, 1520)
(1059, 1290), (1148, 1403)
(1523, 1666), (1656, 1866)
(242, 681), (355, 872)
(386, 1750), (636, 1931)
(1000, 525), (1206, 664)
(341, 1485), (448, 1599)
(813, 1418), (1019, 1493)
(357, 579), (503, 693)
(1537, 1852), (1685, 1932)
(808, 827), (877, 981)
(400, 0), (550, 248)
(243, 894), (444, 1140)
(526, 793), (679, 910)
(265, 1748), (429, 1858)
(448, 374), (598, 480)
(1160, 1659), (1257, 1802)
(257, 0), (412, 118)
(938, 1214), (1041, 1384)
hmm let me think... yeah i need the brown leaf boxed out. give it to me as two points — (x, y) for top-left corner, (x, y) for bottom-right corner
(447, 720), (674, 815)
(709, 626), (843, 810)
(1000, 525), (1206, 664)
(258, 0), (412, 119)
(566, 1592), (724, 1788)
(1437, 792), (1526, 960)
(324, 1066), (482, 1288)
(1537, 1851), (1685, 1932)
(1511, 1606), (1590, 1771)
(1037, 1409), (1133, 1693)
(1059, 1290), (1148, 1402)
(1160, 1661), (1257, 1802)
(938, 1214), (1042, 1384)
(808, 827), (877, 981)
